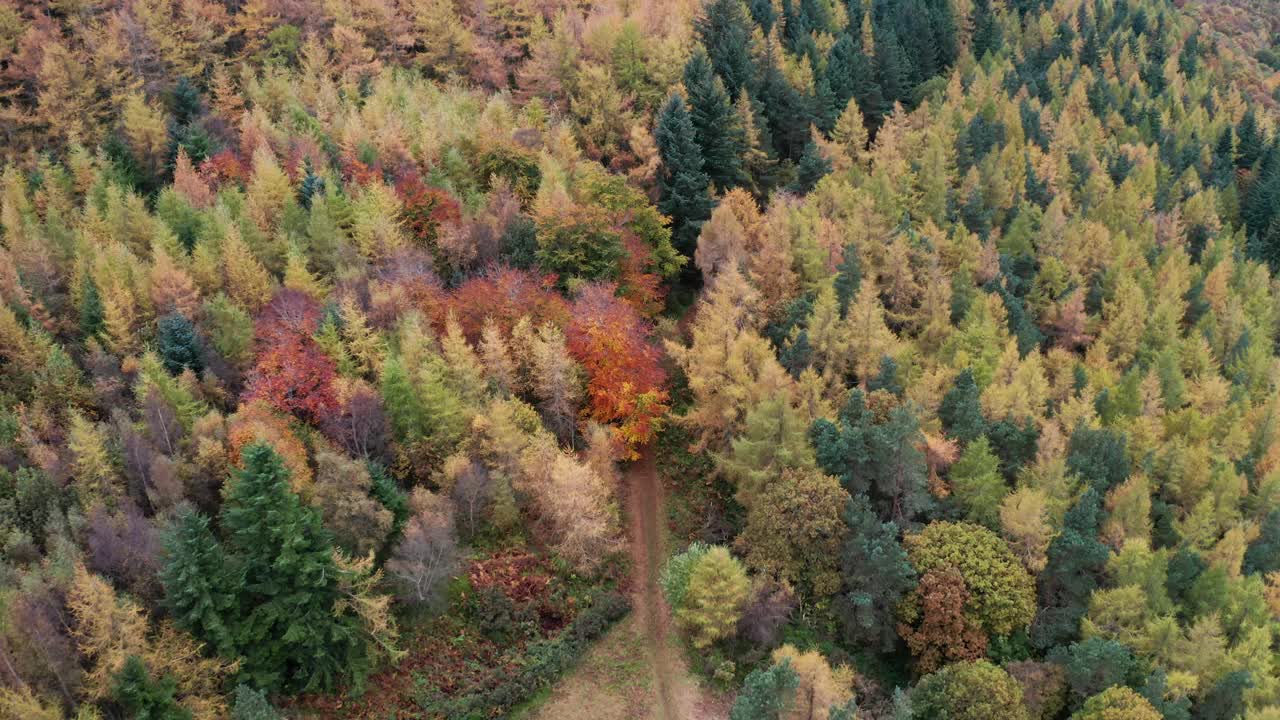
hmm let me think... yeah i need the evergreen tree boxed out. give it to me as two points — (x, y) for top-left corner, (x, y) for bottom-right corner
(1244, 509), (1280, 575)
(696, 0), (758, 100)
(231, 684), (282, 720)
(80, 275), (105, 339)
(730, 658), (799, 720)
(656, 93), (715, 255)
(834, 243), (862, 316)
(787, 138), (831, 194)
(1032, 488), (1109, 650)
(683, 48), (746, 192)
(221, 443), (368, 693)
(838, 495), (916, 653)
(812, 390), (933, 524)
(160, 505), (237, 658)
(110, 655), (191, 720)
(157, 313), (204, 375)
(972, 0), (1003, 59)
(875, 27), (912, 108)
(1236, 109), (1264, 169)
(939, 368), (987, 444)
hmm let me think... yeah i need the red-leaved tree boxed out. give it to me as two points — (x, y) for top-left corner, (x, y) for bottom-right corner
(244, 289), (338, 425)
(566, 284), (668, 456)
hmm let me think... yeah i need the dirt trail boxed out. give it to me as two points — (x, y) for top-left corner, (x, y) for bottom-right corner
(531, 448), (726, 720)
(626, 447), (681, 720)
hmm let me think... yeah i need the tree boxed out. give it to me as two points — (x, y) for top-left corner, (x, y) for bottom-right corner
(811, 390), (933, 524)
(656, 93), (715, 255)
(949, 436), (1007, 528)
(696, 0), (758, 100)
(739, 467), (848, 597)
(771, 644), (855, 720)
(732, 659), (799, 720)
(161, 506), (236, 658)
(1071, 686), (1160, 720)
(898, 567), (989, 672)
(676, 545), (750, 648)
(157, 314), (204, 375)
(111, 655), (191, 720)
(718, 395), (816, 507)
(684, 48), (745, 192)
(1048, 638), (1138, 710)
(220, 443), (369, 693)
(940, 368), (987, 444)
(904, 521), (1037, 637)
(911, 660), (1029, 720)
(837, 496), (916, 653)
(386, 491), (459, 608)
(311, 451), (393, 557)
(230, 684), (281, 720)
(566, 284), (669, 455)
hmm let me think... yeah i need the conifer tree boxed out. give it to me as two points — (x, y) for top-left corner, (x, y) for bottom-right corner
(677, 545), (750, 648)
(656, 93), (715, 255)
(157, 314), (204, 375)
(838, 495), (917, 653)
(160, 506), (237, 659)
(696, 0), (758, 100)
(221, 443), (368, 693)
(683, 48), (746, 192)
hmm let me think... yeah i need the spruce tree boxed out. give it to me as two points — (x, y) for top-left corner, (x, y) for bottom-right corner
(939, 368), (987, 444)
(157, 313), (204, 375)
(683, 48), (746, 192)
(972, 0), (1003, 60)
(787, 138), (831, 194)
(1236, 109), (1264, 169)
(696, 0), (758, 100)
(160, 505), (237, 658)
(111, 655), (191, 720)
(656, 93), (715, 255)
(222, 443), (368, 693)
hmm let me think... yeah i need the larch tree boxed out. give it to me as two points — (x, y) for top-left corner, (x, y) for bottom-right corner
(677, 545), (750, 649)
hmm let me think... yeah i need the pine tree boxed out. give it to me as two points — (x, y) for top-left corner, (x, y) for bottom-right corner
(971, 0), (1003, 60)
(838, 495), (917, 653)
(160, 505), (237, 659)
(221, 443), (368, 693)
(80, 275), (105, 339)
(656, 93), (715, 255)
(731, 658), (799, 720)
(684, 48), (746, 192)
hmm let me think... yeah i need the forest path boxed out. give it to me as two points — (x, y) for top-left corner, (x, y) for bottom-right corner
(528, 447), (726, 720)
(626, 446), (682, 720)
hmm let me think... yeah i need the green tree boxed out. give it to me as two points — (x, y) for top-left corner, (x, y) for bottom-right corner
(656, 93), (715, 255)
(1071, 686), (1160, 720)
(80, 275), (105, 339)
(739, 467), (848, 597)
(684, 48), (745, 192)
(904, 521), (1036, 637)
(949, 437), (1006, 528)
(676, 545), (750, 648)
(221, 443), (368, 693)
(838, 496), (916, 653)
(110, 655), (191, 720)
(940, 368), (987, 444)
(912, 660), (1029, 720)
(156, 313), (203, 375)
(717, 396), (816, 507)
(660, 541), (712, 610)
(731, 658), (799, 720)
(696, 0), (758, 100)
(812, 390), (933, 524)
(231, 684), (282, 720)
(160, 505), (237, 658)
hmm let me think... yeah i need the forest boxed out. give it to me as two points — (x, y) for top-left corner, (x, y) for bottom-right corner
(0, 0), (1278, 718)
